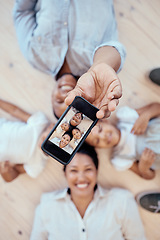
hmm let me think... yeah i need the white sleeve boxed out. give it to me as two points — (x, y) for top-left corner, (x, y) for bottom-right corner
(30, 204), (48, 240)
(27, 111), (49, 133)
(121, 193), (146, 240)
(116, 106), (139, 123)
(111, 156), (134, 171)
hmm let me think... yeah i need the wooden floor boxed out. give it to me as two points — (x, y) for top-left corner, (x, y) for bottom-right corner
(0, 0), (160, 239)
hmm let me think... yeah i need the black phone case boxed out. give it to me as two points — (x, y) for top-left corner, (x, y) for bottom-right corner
(41, 96), (99, 165)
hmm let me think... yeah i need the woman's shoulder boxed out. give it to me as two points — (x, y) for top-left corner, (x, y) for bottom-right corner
(99, 186), (134, 200)
(40, 188), (68, 204)
(109, 187), (133, 197)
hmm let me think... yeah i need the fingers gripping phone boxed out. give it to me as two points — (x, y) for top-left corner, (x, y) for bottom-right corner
(41, 96), (99, 165)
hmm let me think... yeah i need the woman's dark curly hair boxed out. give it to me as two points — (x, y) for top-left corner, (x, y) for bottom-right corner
(63, 142), (98, 171)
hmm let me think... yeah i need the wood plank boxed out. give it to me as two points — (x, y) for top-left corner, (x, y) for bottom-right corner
(0, 0), (160, 239)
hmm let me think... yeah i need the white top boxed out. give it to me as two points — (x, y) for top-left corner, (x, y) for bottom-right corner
(0, 112), (49, 178)
(30, 185), (146, 240)
(111, 106), (160, 170)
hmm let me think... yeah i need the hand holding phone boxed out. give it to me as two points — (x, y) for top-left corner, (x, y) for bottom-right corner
(41, 96), (99, 165)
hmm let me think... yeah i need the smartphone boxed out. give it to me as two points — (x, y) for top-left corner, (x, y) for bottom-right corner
(41, 96), (99, 165)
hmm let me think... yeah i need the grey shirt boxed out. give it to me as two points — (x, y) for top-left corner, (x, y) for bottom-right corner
(13, 0), (126, 77)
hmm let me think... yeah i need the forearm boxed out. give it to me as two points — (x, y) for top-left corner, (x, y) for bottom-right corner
(0, 99), (31, 122)
(136, 102), (160, 120)
(91, 46), (121, 72)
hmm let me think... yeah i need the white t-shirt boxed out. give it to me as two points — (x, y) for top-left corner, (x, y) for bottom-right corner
(0, 111), (49, 178)
(111, 106), (160, 170)
(30, 185), (146, 240)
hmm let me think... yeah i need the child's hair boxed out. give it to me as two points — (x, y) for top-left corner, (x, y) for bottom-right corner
(63, 142), (98, 171)
(62, 131), (73, 141)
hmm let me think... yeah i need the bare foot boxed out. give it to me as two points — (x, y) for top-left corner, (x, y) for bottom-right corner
(138, 148), (155, 179)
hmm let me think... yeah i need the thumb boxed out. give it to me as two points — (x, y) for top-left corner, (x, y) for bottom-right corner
(65, 88), (83, 106)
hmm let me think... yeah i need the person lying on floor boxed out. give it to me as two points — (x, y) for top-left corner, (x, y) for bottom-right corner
(30, 142), (146, 240)
(0, 98), (55, 182)
(13, 0), (126, 119)
(86, 102), (160, 180)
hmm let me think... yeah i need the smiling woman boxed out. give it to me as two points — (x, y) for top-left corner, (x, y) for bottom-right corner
(30, 143), (146, 240)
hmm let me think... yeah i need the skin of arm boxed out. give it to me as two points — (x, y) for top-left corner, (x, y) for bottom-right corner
(131, 102), (160, 134)
(65, 46), (122, 119)
(92, 45), (121, 72)
(0, 99), (31, 122)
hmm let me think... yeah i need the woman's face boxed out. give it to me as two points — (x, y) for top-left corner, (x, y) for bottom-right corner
(70, 113), (82, 126)
(86, 119), (120, 148)
(61, 122), (69, 131)
(59, 134), (71, 148)
(65, 153), (97, 199)
(72, 129), (81, 139)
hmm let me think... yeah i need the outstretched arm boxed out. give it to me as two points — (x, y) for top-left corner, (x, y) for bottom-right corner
(136, 102), (160, 118)
(131, 102), (160, 134)
(0, 99), (31, 122)
(65, 46), (122, 119)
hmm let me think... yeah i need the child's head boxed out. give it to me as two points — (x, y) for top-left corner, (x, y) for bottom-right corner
(61, 122), (70, 131)
(86, 119), (120, 148)
(59, 131), (73, 148)
(72, 128), (82, 139)
(70, 112), (83, 126)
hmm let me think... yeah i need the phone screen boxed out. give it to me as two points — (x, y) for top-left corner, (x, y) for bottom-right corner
(41, 96), (98, 165)
(48, 106), (94, 154)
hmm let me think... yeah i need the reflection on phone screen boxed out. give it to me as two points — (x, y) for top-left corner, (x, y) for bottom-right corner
(48, 107), (94, 154)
